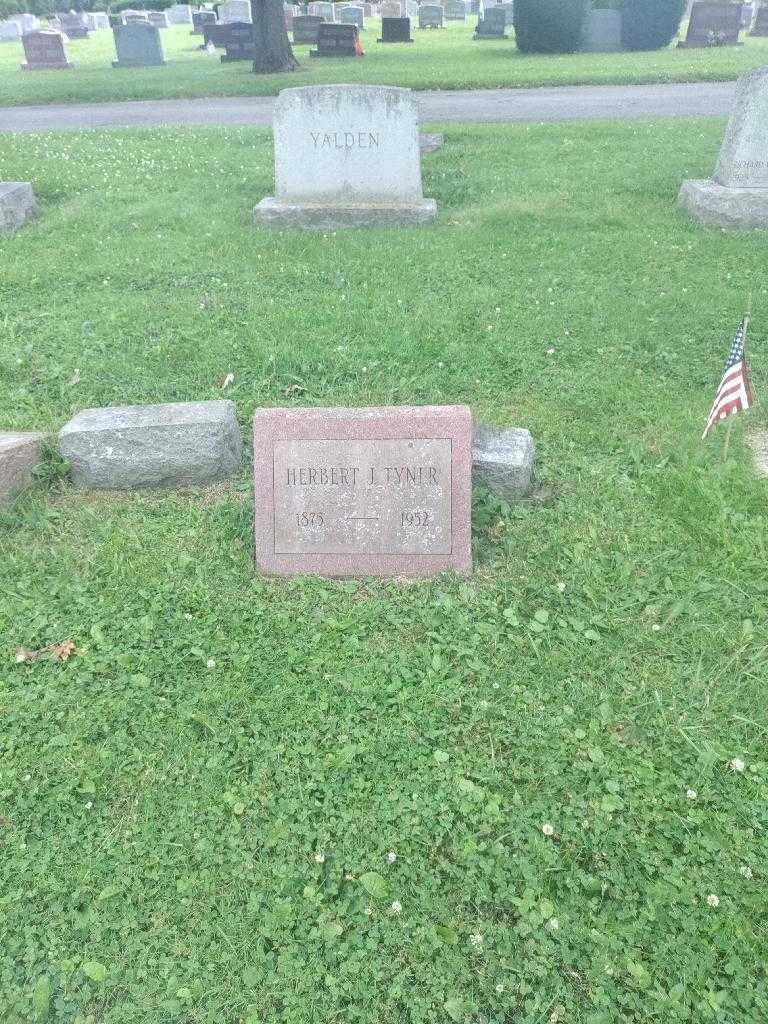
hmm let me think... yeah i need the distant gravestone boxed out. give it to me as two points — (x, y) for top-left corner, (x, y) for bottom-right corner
(312, 1), (335, 18)
(678, 1), (742, 45)
(166, 4), (193, 24)
(751, 4), (768, 32)
(0, 18), (22, 40)
(378, 15), (412, 39)
(191, 9), (217, 33)
(57, 11), (89, 38)
(218, 0), (252, 22)
(293, 14), (324, 40)
(220, 20), (255, 59)
(581, 8), (622, 50)
(202, 22), (230, 45)
(21, 30), (73, 69)
(474, 6), (507, 36)
(147, 11), (169, 28)
(310, 21), (363, 53)
(741, 2), (753, 25)
(16, 12), (40, 31)
(252, 405), (472, 578)
(419, 3), (443, 26)
(499, 2), (514, 23)
(0, 182), (36, 231)
(254, 85), (437, 228)
(112, 22), (165, 66)
(84, 11), (110, 29)
(444, 0), (467, 19)
(124, 12), (149, 23)
(679, 65), (768, 227)
(339, 5), (364, 27)
(380, 1), (403, 15)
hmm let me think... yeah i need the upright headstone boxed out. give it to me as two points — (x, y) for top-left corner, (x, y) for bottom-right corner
(202, 22), (230, 46)
(0, 19), (23, 41)
(312, 1), (335, 18)
(751, 4), (768, 32)
(474, 6), (507, 36)
(15, 13), (40, 31)
(192, 9), (217, 33)
(252, 405), (473, 578)
(112, 22), (165, 66)
(310, 21), (363, 52)
(254, 85), (438, 228)
(339, 5), (364, 27)
(378, 15), (412, 39)
(380, 1), (403, 14)
(444, 0), (467, 19)
(741, 2), (754, 25)
(0, 182), (36, 231)
(220, 20), (255, 58)
(218, 0), (252, 21)
(678, 1), (742, 45)
(167, 4), (193, 24)
(679, 65), (768, 227)
(21, 30), (73, 69)
(293, 13), (325, 40)
(581, 8), (623, 50)
(499, 2), (514, 23)
(124, 11), (150, 23)
(57, 11), (89, 38)
(419, 3), (444, 26)
(84, 11), (110, 29)
(147, 11), (170, 28)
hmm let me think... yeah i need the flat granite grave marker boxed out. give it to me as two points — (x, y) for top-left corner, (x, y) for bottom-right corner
(751, 4), (768, 32)
(21, 30), (73, 69)
(678, 1), (742, 45)
(293, 13), (324, 40)
(0, 432), (45, 507)
(474, 6), (507, 36)
(219, 20), (255, 59)
(0, 182), (36, 230)
(378, 15), (413, 39)
(59, 401), (242, 490)
(253, 405), (472, 578)
(679, 64), (768, 227)
(254, 84), (437, 228)
(112, 22), (165, 66)
(310, 21), (363, 53)
(419, 3), (444, 26)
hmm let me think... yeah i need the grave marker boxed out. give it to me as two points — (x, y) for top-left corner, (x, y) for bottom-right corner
(254, 84), (437, 228)
(21, 30), (73, 69)
(220, 20), (255, 59)
(293, 14), (325, 40)
(192, 9), (217, 33)
(750, 4), (768, 32)
(339, 5), (365, 27)
(474, 6), (507, 36)
(678, 1), (742, 46)
(0, 182), (36, 231)
(444, 0), (467, 19)
(419, 3), (444, 26)
(112, 22), (165, 66)
(310, 21), (363, 53)
(57, 11), (89, 38)
(218, 0), (252, 22)
(252, 405), (472, 578)
(378, 15), (413, 39)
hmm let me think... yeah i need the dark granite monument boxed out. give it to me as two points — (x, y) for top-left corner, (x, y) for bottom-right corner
(220, 20), (255, 59)
(310, 21), (363, 54)
(293, 13), (325, 41)
(473, 6), (507, 37)
(678, 1), (742, 46)
(377, 15), (413, 40)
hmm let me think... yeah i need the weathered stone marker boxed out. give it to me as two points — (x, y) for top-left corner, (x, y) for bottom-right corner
(0, 182), (36, 231)
(112, 22), (165, 67)
(474, 6), (507, 38)
(0, 432), (45, 507)
(419, 3), (444, 27)
(444, 0), (467, 19)
(292, 14), (324, 41)
(253, 405), (472, 577)
(191, 10), (217, 34)
(581, 8), (622, 51)
(21, 30), (73, 70)
(678, 1), (742, 46)
(679, 65), (768, 228)
(219, 21), (255, 60)
(472, 425), (534, 502)
(378, 15), (413, 40)
(59, 401), (242, 489)
(254, 85), (437, 228)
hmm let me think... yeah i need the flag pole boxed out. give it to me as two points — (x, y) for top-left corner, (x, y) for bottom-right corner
(722, 293), (753, 462)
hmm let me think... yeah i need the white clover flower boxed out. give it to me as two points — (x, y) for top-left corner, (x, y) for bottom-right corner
(492, 682), (500, 690)
(469, 933), (483, 947)
(314, 852), (325, 864)
(364, 907), (373, 916)
(652, 624), (661, 632)
(390, 901), (402, 915)
(387, 851), (397, 863)
(206, 659), (216, 669)
(480, 700), (489, 710)
(729, 758), (745, 773)
(15, 652), (26, 664)
(22, 774), (31, 782)
(706, 894), (720, 907)
(184, 613), (193, 621)
(548, 917), (559, 930)
(542, 823), (555, 837)
(740, 865), (753, 879)
(557, 582), (566, 592)
(495, 984), (504, 994)
(546, 348), (555, 355)
(344, 873), (355, 881)
(85, 801), (93, 810)
(686, 789), (697, 800)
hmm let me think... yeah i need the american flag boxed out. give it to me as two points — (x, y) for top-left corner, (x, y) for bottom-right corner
(702, 316), (753, 439)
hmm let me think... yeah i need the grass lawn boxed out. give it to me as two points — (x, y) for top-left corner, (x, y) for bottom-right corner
(1, 22), (768, 107)
(1, 117), (768, 1023)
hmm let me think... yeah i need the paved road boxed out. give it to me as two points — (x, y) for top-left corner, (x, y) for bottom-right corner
(0, 80), (736, 133)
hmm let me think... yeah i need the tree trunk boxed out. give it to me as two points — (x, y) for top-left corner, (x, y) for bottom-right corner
(251, 0), (300, 73)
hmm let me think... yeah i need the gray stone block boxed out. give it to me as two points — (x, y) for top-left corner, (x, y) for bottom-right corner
(254, 197), (437, 229)
(472, 424), (534, 501)
(0, 431), (45, 506)
(59, 401), (242, 490)
(0, 182), (36, 231)
(678, 179), (768, 228)
(419, 132), (443, 155)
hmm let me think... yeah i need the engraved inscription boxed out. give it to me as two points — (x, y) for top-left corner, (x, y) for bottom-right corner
(309, 131), (380, 151)
(273, 438), (451, 555)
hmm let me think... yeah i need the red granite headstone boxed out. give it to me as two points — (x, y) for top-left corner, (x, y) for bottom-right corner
(21, 30), (73, 70)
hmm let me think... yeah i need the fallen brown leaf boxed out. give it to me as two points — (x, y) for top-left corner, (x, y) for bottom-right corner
(48, 640), (75, 662)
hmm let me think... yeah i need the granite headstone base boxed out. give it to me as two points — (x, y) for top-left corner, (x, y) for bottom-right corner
(678, 179), (768, 228)
(254, 197), (437, 229)
(0, 182), (36, 230)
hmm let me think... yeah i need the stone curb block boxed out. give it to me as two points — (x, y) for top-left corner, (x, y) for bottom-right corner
(0, 432), (46, 507)
(59, 401), (242, 490)
(472, 423), (535, 502)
